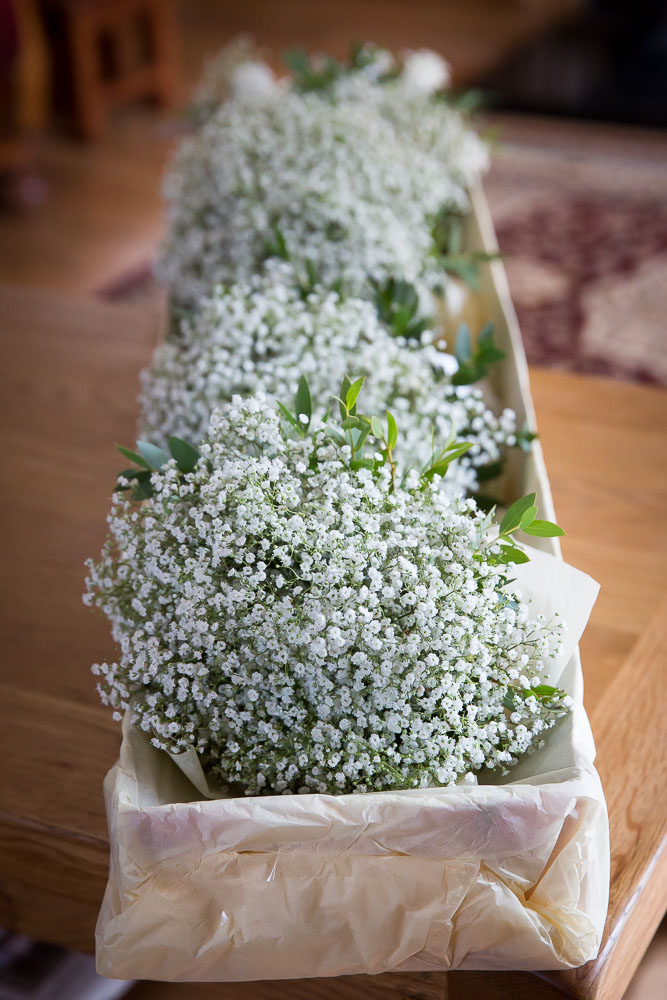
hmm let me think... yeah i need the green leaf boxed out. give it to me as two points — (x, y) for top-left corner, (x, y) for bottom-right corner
(422, 461), (451, 482)
(477, 322), (494, 347)
(451, 323), (505, 385)
(517, 423), (538, 453)
(345, 376), (365, 411)
(295, 374), (312, 427)
(373, 276), (430, 341)
(304, 258), (320, 289)
(116, 467), (144, 482)
(442, 257), (481, 290)
(115, 467), (153, 493)
(476, 323), (506, 365)
(370, 415), (384, 439)
(450, 363), (476, 386)
(350, 458), (376, 471)
(341, 416), (359, 430)
(499, 493), (536, 536)
(137, 441), (169, 469)
(283, 47), (343, 92)
(502, 691), (518, 710)
(454, 324), (472, 366)
(339, 375), (352, 420)
(277, 401), (300, 433)
(386, 411), (398, 450)
(449, 87), (486, 113)
(532, 684), (559, 698)
(283, 48), (310, 76)
(497, 544), (530, 565)
(519, 505), (538, 530)
(523, 519), (566, 538)
(442, 442), (473, 463)
(116, 445), (151, 470)
(324, 427), (346, 446)
(264, 225), (289, 261)
(131, 476), (154, 501)
(353, 422), (371, 451)
(167, 436), (200, 474)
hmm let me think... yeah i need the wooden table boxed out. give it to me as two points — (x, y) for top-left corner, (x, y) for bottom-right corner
(1, 284), (666, 1000)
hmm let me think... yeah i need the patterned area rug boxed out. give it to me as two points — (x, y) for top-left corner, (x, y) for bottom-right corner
(99, 116), (667, 386)
(486, 116), (667, 385)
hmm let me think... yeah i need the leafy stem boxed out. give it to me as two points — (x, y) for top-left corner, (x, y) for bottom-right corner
(115, 437), (202, 501)
(431, 207), (501, 290)
(452, 322), (506, 386)
(487, 492), (565, 565)
(370, 410), (398, 490)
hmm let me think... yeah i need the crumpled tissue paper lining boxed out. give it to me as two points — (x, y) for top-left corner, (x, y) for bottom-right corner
(95, 548), (610, 981)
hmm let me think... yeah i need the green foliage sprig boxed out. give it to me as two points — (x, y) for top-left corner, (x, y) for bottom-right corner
(263, 226), (343, 300)
(432, 207), (501, 290)
(273, 377), (567, 573)
(277, 374), (477, 493)
(435, 88), (487, 113)
(115, 437), (201, 501)
(516, 423), (537, 453)
(283, 43), (397, 94)
(489, 492), (564, 566)
(451, 323), (506, 385)
(263, 224), (290, 261)
(372, 277), (432, 342)
(503, 682), (570, 717)
(283, 48), (347, 93)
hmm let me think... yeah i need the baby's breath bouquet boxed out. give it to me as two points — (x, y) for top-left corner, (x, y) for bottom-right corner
(86, 380), (567, 797)
(159, 42), (492, 314)
(140, 262), (517, 498)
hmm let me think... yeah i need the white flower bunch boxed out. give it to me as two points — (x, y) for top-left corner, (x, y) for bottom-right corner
(158, 78), (471, 309)
(139, 264), (516, 496)
(401, 48), (451, 93)
(328, 49), (488, 186)
(190, 41), (486, 186)
(190, 34), (278, 122)
(85, 392), (566, 797)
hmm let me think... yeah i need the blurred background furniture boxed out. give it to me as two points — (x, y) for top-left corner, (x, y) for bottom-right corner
(0, 0), (49, 206)
(40, 0), (179, 138)
(481, 0), (667, 126)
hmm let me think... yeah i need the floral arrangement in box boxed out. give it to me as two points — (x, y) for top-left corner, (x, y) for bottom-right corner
(89, 39), (608, 981)
(87, 378), (567, 797)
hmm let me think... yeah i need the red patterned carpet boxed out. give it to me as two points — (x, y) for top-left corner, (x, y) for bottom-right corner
(486, 115), (667, 385)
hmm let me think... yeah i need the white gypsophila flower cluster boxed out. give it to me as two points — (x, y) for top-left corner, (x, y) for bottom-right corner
(190, 35), (279, 121)
(190, 42), (485, 185)
(329, 70), (489, 188)
(139, 264), (516, 495)
(401, 49), (451, 93)
(85, 395), (564, 796)
(158, 84), (469, 309)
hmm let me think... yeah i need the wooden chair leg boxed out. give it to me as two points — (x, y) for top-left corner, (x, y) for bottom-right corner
(12, 0), (50, 134)
(146, 0), (179, 108)
(67, 10), (104, 139)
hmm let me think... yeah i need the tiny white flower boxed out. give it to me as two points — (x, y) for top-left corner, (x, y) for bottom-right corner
(402, 49), (451, 94)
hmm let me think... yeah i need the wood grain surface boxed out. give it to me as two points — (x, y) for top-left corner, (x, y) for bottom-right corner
(0, 286), (665, 998)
